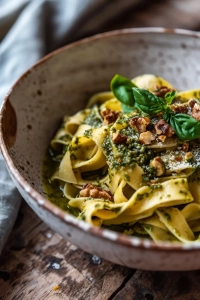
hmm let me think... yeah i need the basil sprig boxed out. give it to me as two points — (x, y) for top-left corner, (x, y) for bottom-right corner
(111, 74), (200, 140)
(165, 91), (177, 105)
(132, 88), (167, 114)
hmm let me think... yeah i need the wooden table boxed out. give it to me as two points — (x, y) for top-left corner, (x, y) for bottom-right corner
(1, 202), (200, 300)
(1, 1), (200, 299)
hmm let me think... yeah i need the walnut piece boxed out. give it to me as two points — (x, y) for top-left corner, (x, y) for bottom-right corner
(139, 131), (155, 145)
(158, 135), (166, 143)
(171, 104), (188, 114)
(80, 183), (113, 200)
(184, 152), (193, 161)
(101, 108), (119, 124)
(150, 157), (165, 176)
(188, 99), (197, 109)
(154, 119), (175, 137)
(129, 117), (150, 133)
(174, 156), (182, 162)
(153, 86), (175, 98)
(182, 143), (189, 152)
(191, 102), (200, 121)
(112, 131), (127, 144)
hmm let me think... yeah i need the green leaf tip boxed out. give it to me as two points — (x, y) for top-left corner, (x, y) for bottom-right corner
(110, 74), (137, 107)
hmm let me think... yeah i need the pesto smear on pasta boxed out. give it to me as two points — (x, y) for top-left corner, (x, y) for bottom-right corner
(43, 74), (200, 244)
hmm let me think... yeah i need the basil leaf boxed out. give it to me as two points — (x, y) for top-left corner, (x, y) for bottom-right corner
(163, 109), (173, 123)
(166, 113), (200, 140)
(110, 74), (137, 107)
(132, 88), (167, 115)
(165, 91), (177, 105)
(121, 103), (134, 114)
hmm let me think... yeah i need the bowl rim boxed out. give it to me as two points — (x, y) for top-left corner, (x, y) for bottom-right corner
(1, 27), (200, 252)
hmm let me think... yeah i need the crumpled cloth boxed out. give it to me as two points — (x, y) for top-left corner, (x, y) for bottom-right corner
(0, 0), (145, 254)
(0, 160), (21, 254)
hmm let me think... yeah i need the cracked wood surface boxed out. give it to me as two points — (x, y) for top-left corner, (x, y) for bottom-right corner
(1, 0), (200, 299)
(1, 202), (200, 300)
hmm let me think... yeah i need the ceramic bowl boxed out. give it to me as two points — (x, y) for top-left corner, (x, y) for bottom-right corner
(1, 28), (200, 271)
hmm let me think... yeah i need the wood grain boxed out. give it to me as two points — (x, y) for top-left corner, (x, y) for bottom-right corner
(2, 202), (200, 299)
(0, 202), (133, 300)
(113, 270), (200, 300)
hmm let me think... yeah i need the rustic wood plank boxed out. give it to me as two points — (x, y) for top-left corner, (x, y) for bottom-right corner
(0, 201), (133, 300)
(3, 203), (200, 300)
(112, 269), (200, 300)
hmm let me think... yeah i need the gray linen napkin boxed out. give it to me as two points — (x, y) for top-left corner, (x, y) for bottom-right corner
(0, 0), (146, 254)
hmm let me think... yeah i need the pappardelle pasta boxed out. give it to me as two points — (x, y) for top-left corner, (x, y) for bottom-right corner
(43, 74), (200, 244)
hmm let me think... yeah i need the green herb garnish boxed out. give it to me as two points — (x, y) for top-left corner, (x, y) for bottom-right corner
(165, 91), (177, 104)
(111, 74), (200, 140)
(164, 111), (200, 140)
(132, 88), (167, 114)
(110, 74), (137, 106)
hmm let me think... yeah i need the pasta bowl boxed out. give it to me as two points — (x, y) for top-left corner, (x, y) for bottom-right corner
(1, 28), (200, 270)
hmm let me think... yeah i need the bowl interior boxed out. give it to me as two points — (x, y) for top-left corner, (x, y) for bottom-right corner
(2, 28), (200, 206)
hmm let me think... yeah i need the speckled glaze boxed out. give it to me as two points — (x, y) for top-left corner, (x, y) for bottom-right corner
(1, 28), (200, 270)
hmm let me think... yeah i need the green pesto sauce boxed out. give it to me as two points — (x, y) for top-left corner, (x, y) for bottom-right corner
(164, 212), (171, 222)
(42, 149), (80, 216)
(143, 224), (152, 232)
(102, 125), (156, 181)
(115, 114), (130, 125)
(124, 174), (130, 182)
(110, 207), (121, 213)
(179, 190), (188, 195)
(83, 106), (103, 128)
(102, 135), (137, 170)
(42, 146), (108, 215)
(149, 184), (162, 191)
(70, 153), (77, 160)
(188, 167), (200, 182)
(81, 166), (108, 181)
(136, 192), (149, 201)
(84, 128), (93, 138)
(43, 98), (200, 236)
(102, 223), (149, 238)
(59, 133), (72, 142)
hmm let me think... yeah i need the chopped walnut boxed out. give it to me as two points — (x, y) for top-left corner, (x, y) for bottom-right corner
(80, 183), (113, 200)
(150, 157), (165, 176)
(153, 86), (175, 98)
(158, 135), (166, 143)
(188, 99), (200, 120)
(191, 102), (200, 121)
(171, 104), (188, 114)
(112, 131), (127, 144)
(175, 156), (182, 162)
(154, 119), (175, 137)
(182, 143), (189, 152)
(79, 188), (90, 197)
(139, 131), (155, 145)
(185, 152), (194, 162)
(129, 117), (150, 133)
(167, 127), (174, 137)
(90, 189), (99, 198)
(188, 99), (197, 109)
(101, 108), (119, 124)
